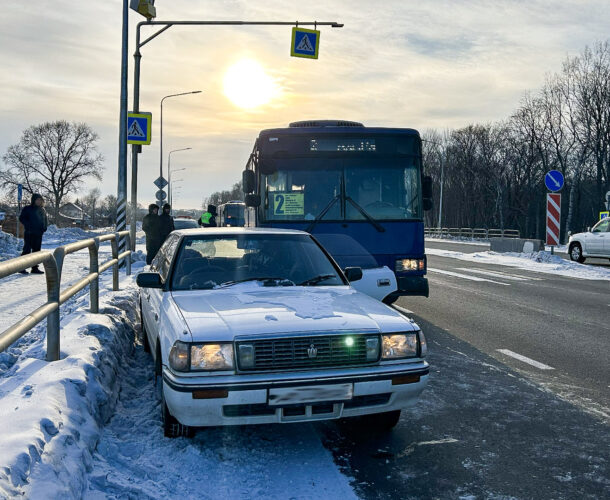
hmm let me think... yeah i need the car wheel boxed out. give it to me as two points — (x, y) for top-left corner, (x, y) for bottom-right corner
(160, 378), (194, 438)
(382, 295), (398, 305)
(569, 243), (585, 263)
(139, 300), (150, 353)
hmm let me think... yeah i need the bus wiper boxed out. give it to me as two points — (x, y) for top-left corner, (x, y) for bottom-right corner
(305, 194), (341, 232)
(219, 277), (295, 287)
(298, 274), (337, 286)
(345, 197), (386, 233)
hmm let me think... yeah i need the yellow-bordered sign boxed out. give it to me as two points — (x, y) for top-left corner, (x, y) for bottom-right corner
(291, 27), (320, 59)
(600, 211), (609, 220)
(127, 111), (152, 145)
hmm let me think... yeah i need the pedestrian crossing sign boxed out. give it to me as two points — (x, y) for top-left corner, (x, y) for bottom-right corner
(127, 112), (152, 145)
(600, 211), (609, 220)
(291, 27), (320, 59)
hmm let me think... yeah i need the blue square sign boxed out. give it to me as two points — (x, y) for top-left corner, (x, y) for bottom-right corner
(291, 27), (320, 59)
(127, 112), (152, 145)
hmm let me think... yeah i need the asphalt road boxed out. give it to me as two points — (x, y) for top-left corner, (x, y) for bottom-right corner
(320, 239), (609, 499)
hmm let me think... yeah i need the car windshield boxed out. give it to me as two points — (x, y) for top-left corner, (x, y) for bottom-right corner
(171, 233), (345, 290)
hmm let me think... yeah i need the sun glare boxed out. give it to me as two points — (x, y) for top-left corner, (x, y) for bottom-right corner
(223, 59), (278, 109)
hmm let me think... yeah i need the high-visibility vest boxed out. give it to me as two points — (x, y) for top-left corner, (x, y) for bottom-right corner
(200, 212), (212, 225)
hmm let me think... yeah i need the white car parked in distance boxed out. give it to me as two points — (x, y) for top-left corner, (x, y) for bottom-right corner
(137, 228), (429, 437)
(568, 218), (610, 263)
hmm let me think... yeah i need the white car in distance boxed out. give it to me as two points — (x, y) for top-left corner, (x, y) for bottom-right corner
(138, 228), (428, 437)
(568, 218), (610, 262)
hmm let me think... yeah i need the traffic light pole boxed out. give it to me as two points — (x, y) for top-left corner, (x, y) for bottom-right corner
(129, 19), (343, 249)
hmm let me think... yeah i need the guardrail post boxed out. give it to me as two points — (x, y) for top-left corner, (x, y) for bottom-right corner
(43, 256), (60, 362)
(90, 238), (100, 313)
(111, 233), (119, 291)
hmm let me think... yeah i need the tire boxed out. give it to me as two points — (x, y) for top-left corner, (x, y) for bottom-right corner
(382, 294), (398, 305)
(139, 300), (150, 353)
(159, 374), (194, 438)
(569, 243), (585, 263)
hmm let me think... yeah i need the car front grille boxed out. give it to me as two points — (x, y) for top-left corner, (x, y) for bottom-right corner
(236, 334), (379, 371)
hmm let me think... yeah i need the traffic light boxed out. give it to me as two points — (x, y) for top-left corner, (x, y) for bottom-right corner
(129, 0), (156, 20)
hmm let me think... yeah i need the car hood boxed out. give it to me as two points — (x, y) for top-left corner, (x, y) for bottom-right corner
(171, 284), (416, 342)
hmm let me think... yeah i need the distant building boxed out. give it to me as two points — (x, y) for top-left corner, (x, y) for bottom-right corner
(59, 202), (88, 220)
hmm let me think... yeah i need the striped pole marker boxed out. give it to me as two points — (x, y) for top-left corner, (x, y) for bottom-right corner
(546, 193), (561, 246)
(116, 197), (127, 255)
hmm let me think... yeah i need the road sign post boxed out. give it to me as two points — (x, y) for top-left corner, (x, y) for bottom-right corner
(546, 193), (561, 252)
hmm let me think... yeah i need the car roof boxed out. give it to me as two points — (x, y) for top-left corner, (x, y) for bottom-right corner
(173, 227), (309, 236)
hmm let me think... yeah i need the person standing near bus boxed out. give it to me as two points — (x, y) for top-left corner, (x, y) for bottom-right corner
(18, 193), (48, 274)
(142, 203), (161, 265)
(159, 203), (175, 242)
(198, 204), (217, 227)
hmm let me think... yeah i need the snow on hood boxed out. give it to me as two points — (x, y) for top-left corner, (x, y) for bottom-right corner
(172, 284), (415, 341)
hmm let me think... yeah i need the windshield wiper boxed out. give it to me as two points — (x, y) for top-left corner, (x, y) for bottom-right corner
(345, 196), (385, 233)
(219, 277), (295, 287)
(305, 194), (341, 233)
(298, 274), (337, 286)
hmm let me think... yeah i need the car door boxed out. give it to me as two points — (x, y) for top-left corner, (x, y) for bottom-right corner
(585, 219), (609, 255)
(601, 219), (610, 256)
(145, 235), (180, 348)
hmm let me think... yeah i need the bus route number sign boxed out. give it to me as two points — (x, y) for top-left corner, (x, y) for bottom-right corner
(273, 193), (304, 216)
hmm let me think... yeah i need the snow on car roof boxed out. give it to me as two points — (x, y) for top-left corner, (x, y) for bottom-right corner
(172, 227), (308, 236)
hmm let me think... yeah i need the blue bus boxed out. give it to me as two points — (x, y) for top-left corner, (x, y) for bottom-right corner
(242, 120), (433, 304)
(218, 201), (246, 227)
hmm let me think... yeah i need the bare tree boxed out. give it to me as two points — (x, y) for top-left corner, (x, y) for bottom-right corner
(1, 121), (104, 220)
(82, 188), (102, 227)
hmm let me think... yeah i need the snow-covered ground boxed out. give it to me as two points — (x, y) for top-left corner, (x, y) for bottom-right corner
(426, 248), (610, 280)
(0, 227), (357, 499)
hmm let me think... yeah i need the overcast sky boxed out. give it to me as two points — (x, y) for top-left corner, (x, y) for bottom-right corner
(1, 1), (609, 209)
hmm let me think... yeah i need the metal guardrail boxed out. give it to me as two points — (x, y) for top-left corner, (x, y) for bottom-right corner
(425, 227), (521, 239)
(0, 231), (132, 362)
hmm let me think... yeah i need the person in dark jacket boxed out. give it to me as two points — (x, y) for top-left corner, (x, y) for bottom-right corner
(18, 193), (48, 274)
(142, 203), (161, 265)
(198, 204), (217, 227)
(159, 203), (175, 243)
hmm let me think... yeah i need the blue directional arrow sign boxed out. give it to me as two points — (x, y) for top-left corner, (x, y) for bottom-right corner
(127, 112), (152, 145)
(544, 170), (564, 192)
(291, 27), (320, 59)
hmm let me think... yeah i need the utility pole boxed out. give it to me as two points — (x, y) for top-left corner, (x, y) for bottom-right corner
(116, 0), (129, 254)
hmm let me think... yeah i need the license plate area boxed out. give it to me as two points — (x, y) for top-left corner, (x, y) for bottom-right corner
(268, 383), (353, 406)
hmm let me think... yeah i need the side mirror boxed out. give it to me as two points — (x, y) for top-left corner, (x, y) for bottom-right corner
(344, 267), (363, 282)
(245, 194), (261, 208)
(242, 170), (256, 194)
(422, 176), (433, 211)
(136, 272), (163, 289)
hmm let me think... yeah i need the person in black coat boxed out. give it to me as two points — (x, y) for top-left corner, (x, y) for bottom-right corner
(142, 204), (161, 265)
(18, 193), (48, 274)
(159, 203), (175, 243)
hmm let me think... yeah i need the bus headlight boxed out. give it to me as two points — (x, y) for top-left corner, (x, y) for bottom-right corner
(395, 259), (425, 272)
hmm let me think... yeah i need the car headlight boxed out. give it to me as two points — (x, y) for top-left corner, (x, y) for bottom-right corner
(169, 341), (189, 372)
(395, 258), (425, 272)
(382, 333), (418, 359)
(191, 343), (234, 371)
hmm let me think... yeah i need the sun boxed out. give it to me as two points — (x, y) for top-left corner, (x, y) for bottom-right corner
(223, 59), (278, 109)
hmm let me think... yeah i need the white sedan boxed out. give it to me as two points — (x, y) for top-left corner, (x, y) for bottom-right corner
(138, 228), (428, 438)
(568, 218), (610, 262)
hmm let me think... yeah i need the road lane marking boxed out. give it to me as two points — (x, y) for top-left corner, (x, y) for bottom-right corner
(496, 349), (555, 370)
(456, 268), (541, 281)
(428, 268), (510, 285)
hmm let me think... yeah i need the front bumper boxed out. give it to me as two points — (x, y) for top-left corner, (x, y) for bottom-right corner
(384, 276), (429, 300)
(163, 361), (429, 427)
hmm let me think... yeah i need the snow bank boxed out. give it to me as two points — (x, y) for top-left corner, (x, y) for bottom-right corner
(43, 225), (98, 245)
(426, 248), (610, 280)
(0, 272), (141, 498)
(0, 230), (22, 262)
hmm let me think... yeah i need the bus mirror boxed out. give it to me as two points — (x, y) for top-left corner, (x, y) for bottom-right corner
(422, 176), (433, 211)
(245, 194), (261, 208)
(243, 170), (256, 194)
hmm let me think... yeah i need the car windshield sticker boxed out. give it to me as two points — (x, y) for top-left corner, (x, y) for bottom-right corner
(273, 193), (304, 216)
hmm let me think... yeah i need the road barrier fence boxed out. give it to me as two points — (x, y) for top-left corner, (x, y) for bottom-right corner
(425, 227), (520, 239)
(0, 231), (132, 362)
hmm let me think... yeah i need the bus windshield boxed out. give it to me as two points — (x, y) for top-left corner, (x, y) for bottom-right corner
(262, 158), (422, 222)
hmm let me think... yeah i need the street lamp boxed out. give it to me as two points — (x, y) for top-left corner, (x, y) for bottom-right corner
(160, 91), (201, 182)
(170, 179), (184, 209)
(167, 147), (191, 207)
